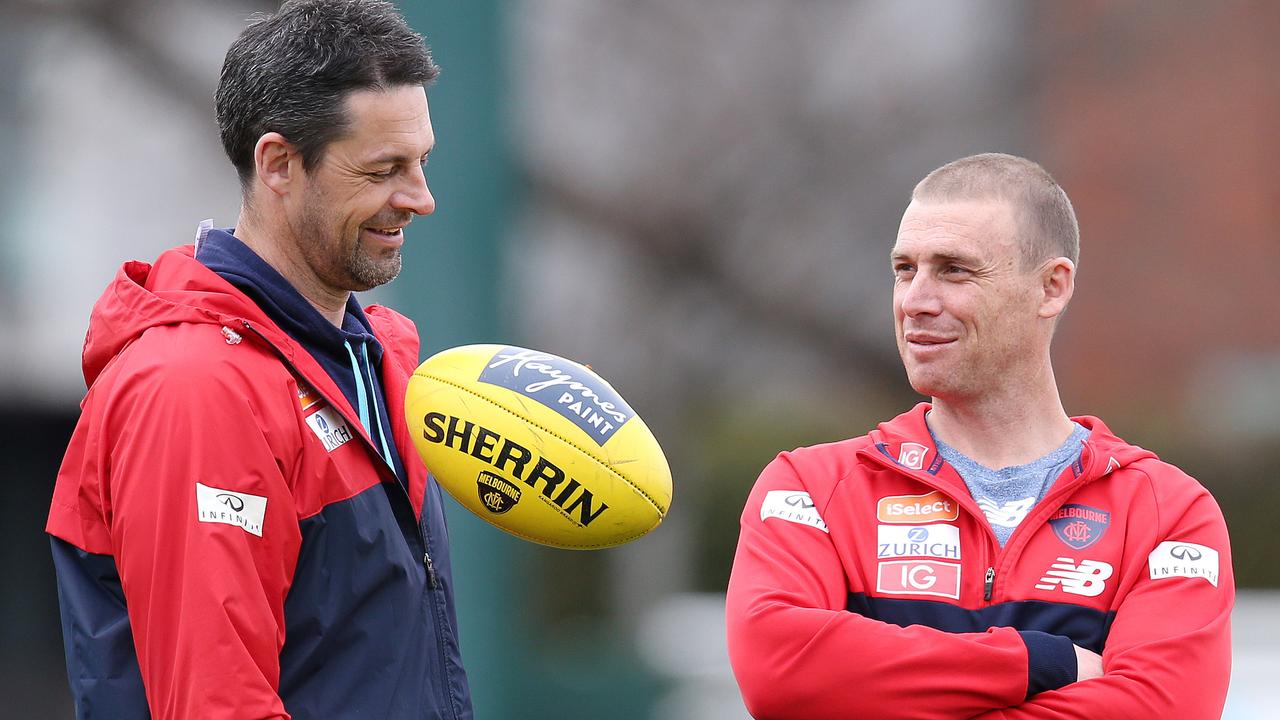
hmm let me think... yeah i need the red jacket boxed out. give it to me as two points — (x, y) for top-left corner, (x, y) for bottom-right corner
(47, 246), (470, 719)
(726, 404), (1232, 719)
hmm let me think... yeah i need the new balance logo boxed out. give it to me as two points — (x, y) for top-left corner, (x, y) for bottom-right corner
(1034, 557), (1113, 597)
(976, 496), (1035, 528)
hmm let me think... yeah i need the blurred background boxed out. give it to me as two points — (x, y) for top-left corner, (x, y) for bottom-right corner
(2, 0), (1277, 717)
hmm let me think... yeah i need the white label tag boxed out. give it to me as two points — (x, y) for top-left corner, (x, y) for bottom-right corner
(1148, 541), (1219, 587)
(760, 490), (829, 533)
(305, 405), (355, 452)
(196, 482), (268, 537)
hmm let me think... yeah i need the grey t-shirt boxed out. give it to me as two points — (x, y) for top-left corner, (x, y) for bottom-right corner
(930, 421), (1091, 546)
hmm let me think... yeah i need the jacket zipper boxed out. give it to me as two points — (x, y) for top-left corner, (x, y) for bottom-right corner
(423, 550), (439, 588)
(237, 319), (439, 587)
(857, 443), (1100, 606)
(974, 442), (1106, 603)
(859, 437), (1116, 615)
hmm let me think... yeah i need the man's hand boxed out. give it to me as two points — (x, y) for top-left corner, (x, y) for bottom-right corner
(1074, 645), (1103, 681)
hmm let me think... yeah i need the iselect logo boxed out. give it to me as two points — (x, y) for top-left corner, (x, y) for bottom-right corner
(196, 483), (267, 537)
(876, 491), (959, 524)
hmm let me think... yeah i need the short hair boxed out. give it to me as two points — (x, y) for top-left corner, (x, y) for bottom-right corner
(215, 0), (439, 188)
(911, 153), (1080, 267)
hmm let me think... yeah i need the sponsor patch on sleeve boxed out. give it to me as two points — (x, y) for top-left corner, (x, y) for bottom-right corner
(760, 490), (829, 533)
(1147, 541), (1220, 587)
(196, 482), (267, 537)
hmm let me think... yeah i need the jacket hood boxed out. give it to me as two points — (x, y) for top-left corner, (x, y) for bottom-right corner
(81, 246), (281, 388)
(868, 402), (1158, 478)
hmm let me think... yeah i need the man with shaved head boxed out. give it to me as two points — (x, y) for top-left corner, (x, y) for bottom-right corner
(727, 153), (1233, 719)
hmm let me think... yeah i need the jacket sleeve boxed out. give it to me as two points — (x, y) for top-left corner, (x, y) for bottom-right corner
(725, 453), (1052, 720)
(102, 349), (302, 719)
(969, 474), (1234, 720)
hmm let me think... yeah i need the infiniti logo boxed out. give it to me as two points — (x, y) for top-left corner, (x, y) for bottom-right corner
(196, 483), (267, 538)
(216, 493), (246, 512)
(785, 494), (815, 509)
(760, 490), (828, 533)
(1148, 541), (1219, 587)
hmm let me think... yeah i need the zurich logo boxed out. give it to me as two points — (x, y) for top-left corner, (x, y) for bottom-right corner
(907, 527), (929, 542)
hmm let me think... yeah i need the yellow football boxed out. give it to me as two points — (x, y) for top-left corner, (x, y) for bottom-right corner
(405, 344), (672, 549)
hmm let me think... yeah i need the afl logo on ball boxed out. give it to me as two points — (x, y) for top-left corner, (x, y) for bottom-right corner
(476, 471), (522, 514)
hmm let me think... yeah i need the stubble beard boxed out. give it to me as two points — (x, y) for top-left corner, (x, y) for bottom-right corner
(346, 239), (402, 291)
(300, 191), (403, 293)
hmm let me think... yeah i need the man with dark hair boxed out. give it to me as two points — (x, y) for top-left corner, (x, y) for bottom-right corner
(47, 2), (472, 717)
(726, 153), (1233, 719)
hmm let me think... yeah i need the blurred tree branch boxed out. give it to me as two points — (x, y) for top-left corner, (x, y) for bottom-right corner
(529, 165), (908, 385)
(9, 0), (273, 116)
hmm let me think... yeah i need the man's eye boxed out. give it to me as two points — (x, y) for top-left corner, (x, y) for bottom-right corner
(369, 168), (396, 179)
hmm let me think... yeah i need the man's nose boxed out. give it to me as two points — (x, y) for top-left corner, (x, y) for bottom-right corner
(898, 273), (942, 317)
(393, 164), (435, 216)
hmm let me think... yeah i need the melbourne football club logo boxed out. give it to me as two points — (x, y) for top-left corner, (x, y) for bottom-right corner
(1048, 504), (1111, 550)
(476, 471), (522, 514)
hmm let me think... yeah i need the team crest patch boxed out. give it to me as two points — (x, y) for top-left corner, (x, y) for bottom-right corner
(1048, 504), (1110, 550)
(476, 471), (521, 514)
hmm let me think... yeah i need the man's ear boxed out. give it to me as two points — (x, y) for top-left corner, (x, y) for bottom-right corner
(1038, 257), (1075, 320)
(254, 132), (299, 197)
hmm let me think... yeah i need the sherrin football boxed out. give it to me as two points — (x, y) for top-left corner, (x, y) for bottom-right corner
(405, 344), (672, 549)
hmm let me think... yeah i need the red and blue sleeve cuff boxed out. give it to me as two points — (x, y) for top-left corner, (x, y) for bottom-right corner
(1019, 630), (1078, 698)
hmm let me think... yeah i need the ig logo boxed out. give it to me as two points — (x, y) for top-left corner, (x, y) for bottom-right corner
(898, 442), (928, 470)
